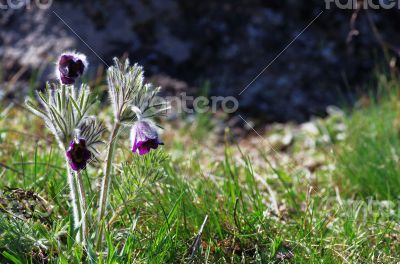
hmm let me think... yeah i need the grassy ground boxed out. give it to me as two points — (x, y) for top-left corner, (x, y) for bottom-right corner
(1, 78), (400, 263)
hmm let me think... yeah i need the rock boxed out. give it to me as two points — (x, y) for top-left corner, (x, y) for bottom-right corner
(154, 26), (191, 64)
(1, 0), (399, 122)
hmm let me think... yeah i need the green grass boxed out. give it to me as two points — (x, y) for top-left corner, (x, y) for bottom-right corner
(0, 78), (400, 263)
(336, 76), (400, 200)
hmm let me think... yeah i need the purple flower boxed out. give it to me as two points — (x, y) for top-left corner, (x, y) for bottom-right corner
(66, 139), (92, 171)
(131, 120), (163, 155)
(57, 52), (87, 85)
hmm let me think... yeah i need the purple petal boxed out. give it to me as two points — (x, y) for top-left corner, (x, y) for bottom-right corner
(138, 146), (151, 155)
(58, 54), (85, 85)
(61, 76), (75, 85)
(69, 161), (79, 171)
(132, 136), (139, 153)
(66, 138), (91, 171)
(131, 120), (163, 155)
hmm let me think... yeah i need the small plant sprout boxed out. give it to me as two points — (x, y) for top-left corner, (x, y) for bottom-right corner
(25, 54), (103, 243)
(26, 53), (167, 252)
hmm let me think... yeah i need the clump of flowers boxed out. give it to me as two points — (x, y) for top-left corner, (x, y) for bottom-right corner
(26, 52), (167, 249)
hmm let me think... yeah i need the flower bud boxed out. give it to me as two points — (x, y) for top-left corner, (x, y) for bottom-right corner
(130, 120), (163, 155)
(66, 138), (91, 171)
(57, 52), (88, 85)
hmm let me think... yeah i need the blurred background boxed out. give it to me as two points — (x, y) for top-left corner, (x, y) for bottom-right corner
(1, 0), (400, 123)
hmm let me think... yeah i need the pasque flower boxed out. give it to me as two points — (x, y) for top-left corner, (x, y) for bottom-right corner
(131, 120), (163, 155)
(57, 52), (87, 85)
(66, 138), (92, 171)
(97, 59), (167, 249)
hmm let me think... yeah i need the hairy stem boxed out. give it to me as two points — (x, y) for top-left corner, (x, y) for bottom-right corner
(76, 171), (88, 240)
(96, 121), (121, 250)
(72, 173), (84, 243)
(65, 155), (83, 243)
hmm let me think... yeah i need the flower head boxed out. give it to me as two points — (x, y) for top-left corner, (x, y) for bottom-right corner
(57, 52), (88, 85)
(66, 138), (92, 171)
(130, 120), (163, 155)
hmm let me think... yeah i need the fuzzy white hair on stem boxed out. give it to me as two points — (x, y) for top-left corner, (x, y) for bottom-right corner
(107, 58), (169, 124)
(96, 58), (167, 249)
(25, 59), (102, 244)
(25, 83), (97, 148)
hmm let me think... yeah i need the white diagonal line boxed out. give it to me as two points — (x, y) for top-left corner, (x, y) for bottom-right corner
(238, 10), (323, 96)
(238, 114), (264, 139)
(238, 114), (298, 174)
(53, 11), (110, 68)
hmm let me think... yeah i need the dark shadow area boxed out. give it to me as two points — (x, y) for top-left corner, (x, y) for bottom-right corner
(1, 0), (400, 122)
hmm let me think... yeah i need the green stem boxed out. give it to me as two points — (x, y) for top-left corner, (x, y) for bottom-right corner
(76, 171), (88, 241)
(96, 121), (121, 250)
(65, 155), (83, 243)
(72, 172), (84, 243)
